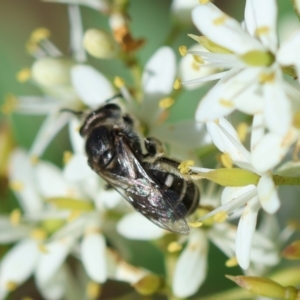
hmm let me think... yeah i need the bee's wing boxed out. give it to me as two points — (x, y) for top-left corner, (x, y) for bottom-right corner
(100, 137), (190, 235)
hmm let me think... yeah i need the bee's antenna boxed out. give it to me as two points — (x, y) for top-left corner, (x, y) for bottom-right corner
(60, 108), (84, 116)
(105, 93), (123, 103)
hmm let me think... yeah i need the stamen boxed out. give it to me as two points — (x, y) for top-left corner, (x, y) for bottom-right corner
(86, 281), (101, 299)
(63, 151), (73, 165)
(159, 97), (174, 109)
(30, 28), (51, 43)
(199, 0), (210, 3)
(114, 76), (125, 88)
(10, 209), (21, 226)
(67, 210), (81, 222)
(225, 256), (238, 267)
(193, 54), (204, 64)
(6, 281), (17, 292)
(255, 26), (270, 37)
(1, 94), (18, 115)
(167, 241), (182, 253)
(259, 71), (275, 83)
(30, 155), (39, 165)
(237, 122), (248, 142)
(178, 160), (194, 174)
(214, 211), (228, 223)
(188, 221), (203, 228)
(10, 181), (24, 192)
(179, 45), (187, 56)
(30, 228), (47, 240)
(173, 78), (182, 90)
(38, 244), (48, 253)
(219, 153), (233, 168)
(213, 14), (228, 26)
(219, 99), (234, 107)
(16, 68), (31, 83)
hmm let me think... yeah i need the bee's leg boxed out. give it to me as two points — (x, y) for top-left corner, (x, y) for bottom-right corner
(122, 114), (134, 128)
(144, 137), (165, 157)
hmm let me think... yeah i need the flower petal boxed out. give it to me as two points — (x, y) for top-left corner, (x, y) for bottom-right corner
(236, 197), (260, 270)
(179, 44), (220, 90)
(192, 3), (265, 55)
(263, 69), (292, 135)
(250, 113), (265, 152)
(63, 153), (94, 181)
(117, 212), (165, 240)
(251, 131), (295, 173)
(151, 120), (207, 148)
(207, 118), (252, 169)
(244, 0), (278, 52)
(0, 217), (30, 244)
(0, 239), (39, 292)
(171, 0), (199, 26)
(36, 238), (74, 286)
(257, 174), (280, 214)
(172, 230), (208, 298)
(35, 161), (82, 198)
(142, 46), (176, 96)
(81, 232), (107, 283)
(71, 65), (115, 108)
(8, 149), (43, 213)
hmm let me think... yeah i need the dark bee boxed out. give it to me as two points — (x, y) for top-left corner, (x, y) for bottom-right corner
(79, 102), (200, 235)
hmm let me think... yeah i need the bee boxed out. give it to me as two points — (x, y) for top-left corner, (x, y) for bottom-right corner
(79, 102), (200, 235)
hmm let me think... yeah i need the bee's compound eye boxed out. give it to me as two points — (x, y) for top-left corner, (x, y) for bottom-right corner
(101, 149), (114, 167)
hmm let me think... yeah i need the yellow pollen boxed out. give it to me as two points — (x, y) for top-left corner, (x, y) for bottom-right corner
(199, 0), (210, 4)
(193, 54), (204, 64)
(30, 228), (47, 240)
(26, 40), (39, 54)
(237, 122), (248, 142)
(159, 97), (175, 109)
(67, 210), (82, 222)
(225, 256), (238, 267)
(30, 27), (51, 43)
(167, 241), (182, 253)
(292, 110), (300, 129)
(6, 281), (18, 291)
(86, 281), (101, 299)
(191, 61), (200, 71)
(22, 297), (34, 300)
(213, 14), (227, 26)
(63, 151), (73, 165)
(255, 26), (270, 37)
(16, 68), (31, 83)
(173, 78), (182, 90)
(10, 209), (21, 226)
(114, 76), (125, 88)
(38, 244), (49, 253)
(179, 45), (187, 56)
(10, 180), (24, 192)
(30, 155), (39, 165)
(219, 99), (234, 107)
(188, 221), (203, 228)
(259, 71), (275, 83)
(1, 94), (18, 115)
(214, 211), (228, 223)
(178, 160), (194, 174)
(219, 153), (233, 168)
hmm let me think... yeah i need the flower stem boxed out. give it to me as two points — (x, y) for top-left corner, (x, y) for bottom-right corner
(273, 175), (300, 186)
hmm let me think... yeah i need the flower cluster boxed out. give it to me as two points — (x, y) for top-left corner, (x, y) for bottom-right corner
(1, 0), (300, 299)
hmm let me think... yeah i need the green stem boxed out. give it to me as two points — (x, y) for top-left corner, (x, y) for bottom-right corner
(273, 175), (300, 186)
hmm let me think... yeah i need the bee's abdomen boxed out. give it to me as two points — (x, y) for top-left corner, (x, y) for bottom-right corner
(149, 168), (200, 216)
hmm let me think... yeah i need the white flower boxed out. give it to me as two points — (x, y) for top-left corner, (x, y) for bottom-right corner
(170, 0), (200, 26)
(192, 115), (290, 269)
(187, 0), (300, 137)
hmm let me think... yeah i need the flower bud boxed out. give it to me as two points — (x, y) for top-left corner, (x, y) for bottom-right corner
(83, 29), (117, 59)
(226, 275), (299, 299)
(282, 240), (300, 260)
(31, 57), (75, 87)
(132, 274), (164, 296)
